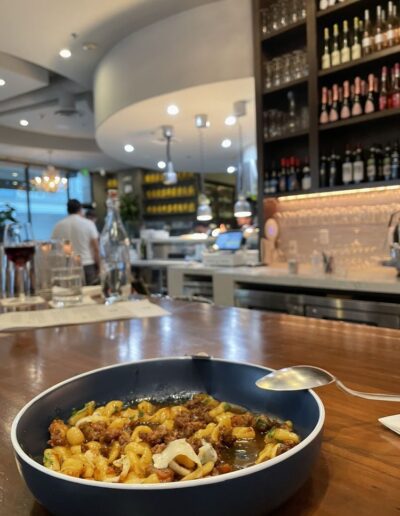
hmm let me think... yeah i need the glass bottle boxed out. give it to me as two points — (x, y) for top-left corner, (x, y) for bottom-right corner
(100, 191), (132, 302)
(391, 140), (400, 179)
(374, 5), (385, 51)
(353, 145), (365, 183)
(364, 73), (377, 113)
(340, 80), (351, 119)
(351, 77), (363, 116)
(322, 27), (331, 70)
(392, 62), (400, 108)
(362, 9), (373, 55)
(331, 23), (341, 66)
(383, 144), (392, 180)
(329, 84), (340, 122)
(351, 17), (362, 60)
(342, 146), (353, 184)
(379, 66), (389, 111)
(320, 86), (330, 124)
(341, 20), (351, 63)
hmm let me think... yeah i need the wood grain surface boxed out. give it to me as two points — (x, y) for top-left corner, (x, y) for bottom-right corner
(1, 299), (399, 515)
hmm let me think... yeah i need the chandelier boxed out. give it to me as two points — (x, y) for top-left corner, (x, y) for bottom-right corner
(31, 165), (68, 193)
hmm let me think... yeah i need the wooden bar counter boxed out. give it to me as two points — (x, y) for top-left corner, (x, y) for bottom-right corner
(0, 300), (399, 515)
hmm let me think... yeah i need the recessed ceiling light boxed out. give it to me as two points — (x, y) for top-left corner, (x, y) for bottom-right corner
(19, 119), (29, 127)
(82, 42), (98, 51)
(157, 161), (166, 169)
(124, 144), (134, 153)
(12, 181), (18, 186)
(167, 104), (179, 116)
(12, 172), (18, 177)
(221, 138), (232, 148)
(227, 166), (236, 174)
(59, 49), (72, 59)
(0, 79), (5, 87)
(225, 116), (237, 126)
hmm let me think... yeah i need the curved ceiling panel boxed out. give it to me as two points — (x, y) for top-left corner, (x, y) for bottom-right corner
(94, 0), (253, 127)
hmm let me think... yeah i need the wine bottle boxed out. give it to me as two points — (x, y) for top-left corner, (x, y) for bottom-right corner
(319, 0), (329, 11)
(279, 158), (287, 192)
(386, 1), (396, 46)
(322, 28), (331, 70)
(329, 84), (340, 122)
(391, 140), (400, 179)
(392, 62), (400, 108)
(364, 73), (376, 113)
(351, 17), (362, 60)
(375, 144), (384, 179)
(353, 145), (365, 183)
(352, 77), (363, 116)
(340, 80), (351, 119)
(374, 5), (385, 51)
(329, 151), (338, 186)
(295, 158), (302, 188)
(270, 166), (279, 194)
(320, 87), (330, 124)
(287, 91), (297, 133)
(341, 20), (351, 63)
(366, 146), (377, 181)
(362, 9), (373, 55)
(379, 66), (389, 110)
(342, 146), (353, 184)
(393, 4), (400, 45)
(320, 155), (328, 187)
(331, 23), (341, 66)
(288, 157), (298, 191)
(383, 144), (392, 180)
(302, 159), (311, 191)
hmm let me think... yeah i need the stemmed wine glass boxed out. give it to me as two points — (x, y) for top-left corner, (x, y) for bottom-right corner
(3, 222), (35, 301)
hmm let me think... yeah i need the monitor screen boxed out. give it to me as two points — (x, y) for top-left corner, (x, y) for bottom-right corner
(215, 231), (243, 251)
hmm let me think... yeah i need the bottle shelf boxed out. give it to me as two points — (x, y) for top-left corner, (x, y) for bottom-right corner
(316, 0), (361, 19)
(263, 76), (308, 95)
(264, 178), (400, 198)
(319, 107), (400, 131)
(261, 19), (306, 42)
(142, 179), (196, 188)
(319, 44), (400, 78)
(144, 196), (197, 204)
(144, 212), (196, 218)
(265, 128), (309, 143)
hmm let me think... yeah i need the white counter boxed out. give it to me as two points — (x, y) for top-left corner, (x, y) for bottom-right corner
(167, 262), (400, 306)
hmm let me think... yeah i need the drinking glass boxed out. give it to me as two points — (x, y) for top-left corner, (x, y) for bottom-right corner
(271, 3), (280, 31)
(51, 266), (83, 307)
(3, 222), (35, 301)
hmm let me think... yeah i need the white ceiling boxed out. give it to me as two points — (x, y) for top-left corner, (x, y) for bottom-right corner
(0, 98), (94, 139)
(97, 78), (256, 173)
(0, 0), (254, 173)
(0, 0), (217, 88)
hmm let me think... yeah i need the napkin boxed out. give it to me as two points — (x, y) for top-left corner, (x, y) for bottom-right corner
(379, 415), (400, 435)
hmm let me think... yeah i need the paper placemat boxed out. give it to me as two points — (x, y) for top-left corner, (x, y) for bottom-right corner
(0, 299), (169, 332)
(379, 415), (400, 435)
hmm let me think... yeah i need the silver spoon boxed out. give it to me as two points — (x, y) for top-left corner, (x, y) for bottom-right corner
(256, 365), (400, 402)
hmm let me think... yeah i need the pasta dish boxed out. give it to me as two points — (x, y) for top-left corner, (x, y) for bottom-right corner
(43, 394), (300, 483)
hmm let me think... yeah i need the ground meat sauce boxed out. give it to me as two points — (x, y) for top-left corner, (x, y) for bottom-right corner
(44, 393), (300, 483)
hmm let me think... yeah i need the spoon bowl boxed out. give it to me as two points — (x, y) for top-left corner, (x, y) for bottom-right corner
(256, 365), (400, 402)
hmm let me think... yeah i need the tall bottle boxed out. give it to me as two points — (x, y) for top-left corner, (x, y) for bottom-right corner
(331, 23), (341, 66)
(322, 27), (331, 70)
(351, 17), (362, 60)
(320, 155), (329, 187)
(386, 1), (396, 47)
(320, 87), (330, 124)
(340, 80), (351, 119)
(100, 191), (132, 302)
(392, 62), (400, 108)
(383, 144), (392, 180)
(329, 84), (340, 122)
(391, 140), (400, 179)
(353, 145), (365, 183)
(374, 5), (385, 51)
(366, 146), (377, 181)
(341, 20), (351, 63)
(302, 159), (311, 190)
(287, 91), (297, 133)
(329, 151), (338, 186)
(342, 146), (353, 184)
(351, 77), (363, 116)
(279, 158), (287, 192)
(364, 73), (377, 113)
(379, 66), (389, 110)
(362, 9), (373, 55)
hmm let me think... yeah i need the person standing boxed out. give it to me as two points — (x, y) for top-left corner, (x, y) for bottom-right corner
(52, 199), (100, 285)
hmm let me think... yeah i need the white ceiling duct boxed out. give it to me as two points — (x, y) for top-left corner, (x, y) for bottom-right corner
(54, 91), (81, 117)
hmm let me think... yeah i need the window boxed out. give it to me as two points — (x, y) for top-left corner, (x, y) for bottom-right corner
(68, 170), (92, 205)
(0, 162), (29, 223)
(28, 166), (69, 240)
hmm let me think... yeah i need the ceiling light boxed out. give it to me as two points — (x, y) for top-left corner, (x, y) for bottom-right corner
(197, 194), (212, 221)
(0, 79), (5, 87)
(225, 115), (237, 126)
(12, 181), (18, 186)
(19, 119), (29, 127)
(59, 49), (72, 59)
(82, 42), (98, 51)
(124, 144), (134, 153)
(12, 172), (18, 177)
(221, 138), (232, 148)
(157, 160), (166, 169)
(234, 195), (252, 218)
(167, 104), (179, 116)
(227, 166), (236, 174)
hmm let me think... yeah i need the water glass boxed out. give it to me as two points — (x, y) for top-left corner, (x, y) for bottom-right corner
(51, 267), (83, 307)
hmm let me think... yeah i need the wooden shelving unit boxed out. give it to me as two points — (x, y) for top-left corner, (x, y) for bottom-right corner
(253, 0), (400, 224)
